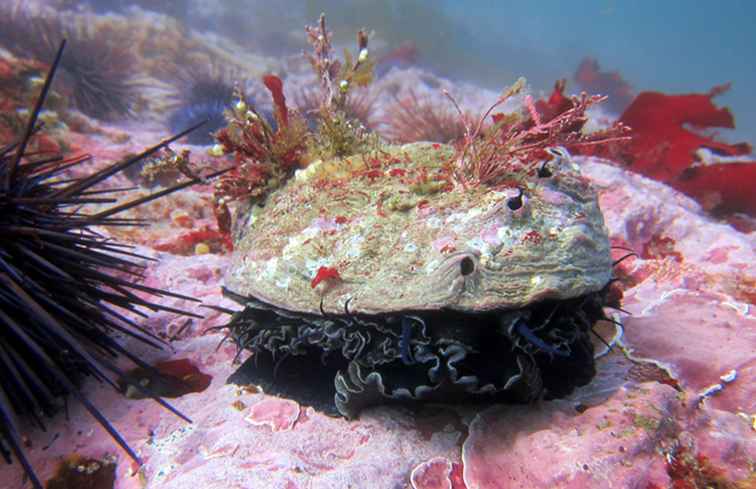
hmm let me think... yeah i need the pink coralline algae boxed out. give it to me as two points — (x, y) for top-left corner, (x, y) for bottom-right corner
(623, 291), (755, 414)
(410, 457), (468, 489)
(244, 398), (301, 432)
(4, 142), (755, 489)
(3, 30), (756, 488)
(463, 383), (678, 488)
(411, 458), (453, 489)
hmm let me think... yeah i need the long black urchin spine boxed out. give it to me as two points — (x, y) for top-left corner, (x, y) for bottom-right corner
(0, 40), (218, 489)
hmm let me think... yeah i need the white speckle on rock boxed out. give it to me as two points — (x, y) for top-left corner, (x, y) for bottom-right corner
(721, 300), (750, 316)
(263, 257), (278, 280)
(426, 217), (442, 229)
(720, 369), (737, 383)
(305, 257), (333, 275)
(466, 237), (488, 255)
(345, 234), (364, 258)
(424, 259), (440, 275)
(496, 226), (514, 245)
(282, 225), (320, 258)
(404, 242), (417, 253)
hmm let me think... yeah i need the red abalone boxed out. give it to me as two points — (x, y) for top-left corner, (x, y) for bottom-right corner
(223, 142), (614, 418)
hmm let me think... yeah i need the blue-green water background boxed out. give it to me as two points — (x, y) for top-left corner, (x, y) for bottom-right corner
(310, 0), (756, 147)
(85, 0), (756, 147)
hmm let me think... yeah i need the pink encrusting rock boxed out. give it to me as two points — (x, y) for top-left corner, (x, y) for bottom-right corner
(580, 158), (755, 416)
(581, 158), (755, 301)
(623, 290), (755, 414)
(686, 405), (756, 482)
(244, 398), (301, 432)
(410, 457), (454, 489)
(139, 383), (464, 489)
(3, 93), (756, 487)
(462, 383), (678, 489)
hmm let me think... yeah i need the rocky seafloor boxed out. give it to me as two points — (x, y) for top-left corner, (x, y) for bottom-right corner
(1, 121), (753, 488)
(0, 4), (754, 486)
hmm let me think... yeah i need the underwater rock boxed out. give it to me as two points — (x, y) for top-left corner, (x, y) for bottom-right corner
(4, 144), (754, 487)
(462, 382), (679, 488)
(243, 397), (301, 432)
(410, 456), (466, 489)
(138, 343), (464, 489)
(223, 142), (614, 417)
(623, 290), (755, 414)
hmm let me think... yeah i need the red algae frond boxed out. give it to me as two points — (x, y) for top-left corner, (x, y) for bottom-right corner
(446, 78), (631, 187)
(305, 13), (375, 116)
(582, 82), (756, 218)
(212, 80), (309, 233)
(310, 266), (342, 288)
(209, 14), (379, 234)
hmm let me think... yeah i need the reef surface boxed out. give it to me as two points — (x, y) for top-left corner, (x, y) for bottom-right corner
(0, 5), (753, 487)
(0, 139), (752, 488)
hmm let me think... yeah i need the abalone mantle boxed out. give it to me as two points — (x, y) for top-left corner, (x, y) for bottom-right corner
(225, 142), (612, 315)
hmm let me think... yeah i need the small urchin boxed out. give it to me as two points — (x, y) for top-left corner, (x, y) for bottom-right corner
(0, 7), (139, 120)
(0, 41), (219, 489)
(168, 68), (241, 145)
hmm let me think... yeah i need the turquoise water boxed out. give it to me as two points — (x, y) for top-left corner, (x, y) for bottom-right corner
(311, 0), (756, 146)
(15, 0), (756, 146)
(440, 0), (755, 143)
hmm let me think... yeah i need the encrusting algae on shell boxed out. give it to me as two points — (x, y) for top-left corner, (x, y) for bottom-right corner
(212, 15), (628, 418)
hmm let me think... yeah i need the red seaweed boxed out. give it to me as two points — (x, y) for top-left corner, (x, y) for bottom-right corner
(154, 227), (233, 255)
(674, 163), (756, 216)
(564, 75), (756, 219)
(613, 84), (752, 183)
(46, 455), (116, 489)
(263, 74), (289, 128)
(118, 359), (212, 399)
(310, 266), (341, 288)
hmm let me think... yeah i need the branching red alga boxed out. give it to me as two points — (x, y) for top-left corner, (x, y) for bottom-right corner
(211, 78), (309, 233)
(444, 78), (631, 187)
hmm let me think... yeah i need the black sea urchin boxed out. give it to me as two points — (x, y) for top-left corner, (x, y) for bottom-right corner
(0, 41), (216, 489)
(168, 72), (238, 146)
(380, 90), (469, 144)
(0, 7), (138, 120)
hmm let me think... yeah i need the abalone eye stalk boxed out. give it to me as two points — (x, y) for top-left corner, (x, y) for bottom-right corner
(540, 146), (571, 178)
